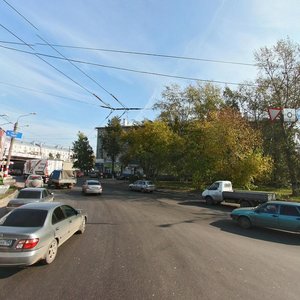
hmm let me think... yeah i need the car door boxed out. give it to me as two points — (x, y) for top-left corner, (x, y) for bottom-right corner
(135, 180), (142, 191)
(42, 189), (51, 202)
(61, 205), (82, 236)
(51, 206), (69, 244)
(207, 182), (222, 201)
(252, 203), (280, 229)
(278, 204), (300, 231)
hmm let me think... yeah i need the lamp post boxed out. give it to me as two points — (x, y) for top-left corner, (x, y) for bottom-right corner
(4, 113), (36, 177)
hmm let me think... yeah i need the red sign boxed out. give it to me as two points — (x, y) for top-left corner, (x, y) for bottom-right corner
(268, 108), (281, 121)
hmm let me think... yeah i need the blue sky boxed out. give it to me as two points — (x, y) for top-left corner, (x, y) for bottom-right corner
(1, 0), (300, 151)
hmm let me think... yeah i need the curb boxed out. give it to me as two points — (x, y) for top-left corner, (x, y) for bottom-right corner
(0, 190), (18, 208)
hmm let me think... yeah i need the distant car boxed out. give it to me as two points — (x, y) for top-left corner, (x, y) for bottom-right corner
(75, 170), (84, 178)
(129, 180), (156, 193)
(0, 202), (87, 266)
(6, 187), (54, 211)
(88, 171), (98, 178)
(231, 201), (300, 232)
(25, 174), (44, 188)
(82, 180), (102, 195)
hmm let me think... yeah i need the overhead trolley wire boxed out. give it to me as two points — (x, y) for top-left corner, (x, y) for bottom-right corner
(0, 43), (257, 87)
(2, 0), (130, 110)
(2, 0), (39, 30)
(0, 40), (257, 67)
(0, 24), (113, 108)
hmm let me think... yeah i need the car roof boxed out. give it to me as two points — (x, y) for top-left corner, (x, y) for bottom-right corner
(86, 180), (100, 183)
(15, 202), (64, 211)
(267, 201), (300, 206)
(19, 187), (46, 192)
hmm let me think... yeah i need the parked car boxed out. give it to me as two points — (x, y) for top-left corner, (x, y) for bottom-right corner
(0, 202), (87, 266)
(129, 180), (156, 193)
(82, 180), (102, 195)
(25, 174), (44, 188)
(6, 187), (54, 211)
(231, 201), (300, 232)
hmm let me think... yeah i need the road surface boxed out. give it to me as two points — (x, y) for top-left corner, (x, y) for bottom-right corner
(0, 179), (300, 300)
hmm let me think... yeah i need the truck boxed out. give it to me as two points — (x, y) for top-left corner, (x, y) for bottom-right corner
(202, 180), (276, 207)
(47, 169), (77, 189)
(23, 159), (74, 183)
(23, 159), (63, 182)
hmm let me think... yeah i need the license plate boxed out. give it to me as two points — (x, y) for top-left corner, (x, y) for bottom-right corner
(0, 239), (13, 247)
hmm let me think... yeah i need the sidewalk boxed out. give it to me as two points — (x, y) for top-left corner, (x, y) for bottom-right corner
(0, 189), (18, 208)
(0, 181), (23, 208)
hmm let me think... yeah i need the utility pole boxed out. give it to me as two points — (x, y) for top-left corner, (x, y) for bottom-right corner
(4, 113), (36, 177)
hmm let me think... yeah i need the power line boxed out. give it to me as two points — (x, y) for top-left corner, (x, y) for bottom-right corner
(2, 0), (129, 109)
(0, 81), (150, 110)
(0, 43), (257, 87)
(0, 81), (99, 107)
(36, 35), (112, 108)
(0, 39), (257, 67)
(2, 0), (38, 30)
(0, 24), (112, 108)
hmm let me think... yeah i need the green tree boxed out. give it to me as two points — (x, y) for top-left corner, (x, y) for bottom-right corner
(185, 108), (272, 189)
(101, 117), (123, 176)
(72, 132), (95, 173)
(122, 121), (181, 179)
(253, 38), (300, 195)
(154, 83), (224, 135)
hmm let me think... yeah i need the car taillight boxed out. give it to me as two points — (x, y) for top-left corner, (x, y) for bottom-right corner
(16, 238), (39, 249)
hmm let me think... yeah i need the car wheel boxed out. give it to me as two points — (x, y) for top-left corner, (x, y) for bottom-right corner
(205, 196), (214, 205)
(44, 239), (58, 264)
(238, 216), (252, 229)
(78, 218), (86, 234)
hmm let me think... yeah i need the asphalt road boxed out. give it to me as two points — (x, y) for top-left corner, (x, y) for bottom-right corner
(1, 179), (300, 300)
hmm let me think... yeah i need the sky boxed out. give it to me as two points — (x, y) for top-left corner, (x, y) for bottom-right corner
(1, 0), (300, 151)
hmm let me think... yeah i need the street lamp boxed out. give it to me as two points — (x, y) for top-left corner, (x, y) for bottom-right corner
(4, 112), (36, 176)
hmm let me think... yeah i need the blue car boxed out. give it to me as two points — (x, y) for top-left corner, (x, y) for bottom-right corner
(231, 201), (300, 232)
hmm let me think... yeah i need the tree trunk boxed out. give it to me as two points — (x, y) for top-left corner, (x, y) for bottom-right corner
(281, 124), (300, 196)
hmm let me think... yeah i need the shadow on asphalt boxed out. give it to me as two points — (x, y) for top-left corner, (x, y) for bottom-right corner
(178, 200), (238, 211)
(211, 219), (300, 245)
(158, 218), (200, 228)
(0, 267), (23, 279)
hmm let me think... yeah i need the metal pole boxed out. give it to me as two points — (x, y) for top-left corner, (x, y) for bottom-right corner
(4, 121), (17, 177)
(4, 112), (36, 177)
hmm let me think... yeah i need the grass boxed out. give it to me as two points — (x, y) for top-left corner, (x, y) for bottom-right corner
(156, 181), (198, 192)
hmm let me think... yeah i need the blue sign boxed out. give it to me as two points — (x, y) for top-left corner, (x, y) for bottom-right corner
(6, 130), (23, 139)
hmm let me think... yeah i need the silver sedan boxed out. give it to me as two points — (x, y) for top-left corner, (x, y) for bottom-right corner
(82, 180), (102, 195)
(129, 180), (156, 193)
(0, 202), (87, 266)
(6, 187), (54, 211)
